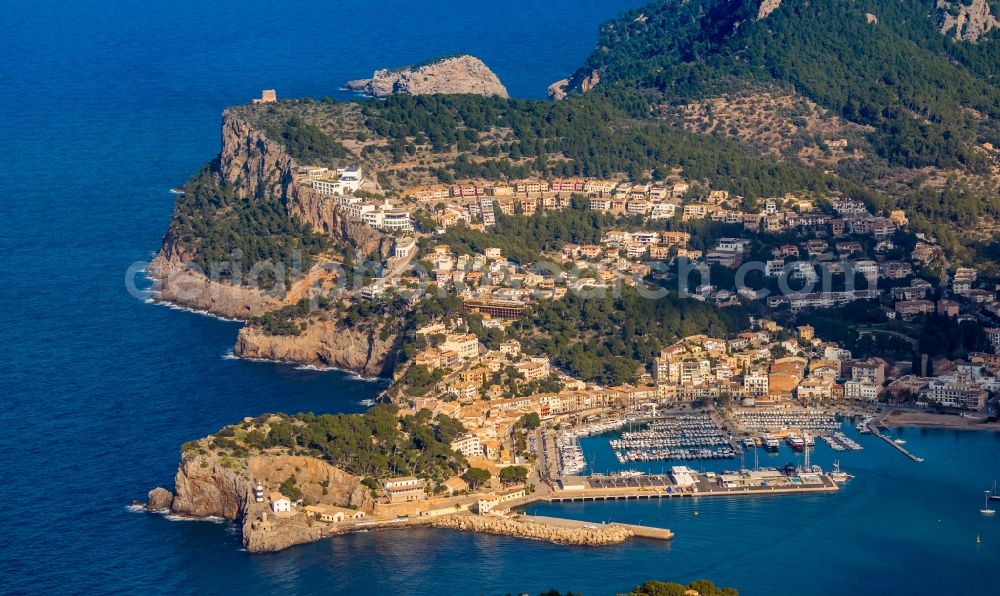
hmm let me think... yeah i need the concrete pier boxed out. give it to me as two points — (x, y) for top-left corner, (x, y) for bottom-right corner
(543, 471), (840, 503)
(545, 482), (839, 502)
(868, 423), (924, 462)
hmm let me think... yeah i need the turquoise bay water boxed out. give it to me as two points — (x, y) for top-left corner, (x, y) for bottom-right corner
(1, 0), (999, 593)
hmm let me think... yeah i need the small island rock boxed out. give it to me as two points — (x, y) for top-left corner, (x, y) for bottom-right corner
(146, 487), (174, 512)
(345, 55), (508, 98)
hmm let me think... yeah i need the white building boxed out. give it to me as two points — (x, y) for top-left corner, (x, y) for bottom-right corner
(270, 492), (291, 513)
(441, 333), (480, 360)
(743, 374), (769, 397)
(394, 237), (416, 259)
(311, 166), (364, 196)
(451, 434), (483, 458)
(843, 380), (878, 402)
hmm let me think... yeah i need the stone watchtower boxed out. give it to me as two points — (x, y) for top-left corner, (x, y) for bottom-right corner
(253, 89), (277, 104)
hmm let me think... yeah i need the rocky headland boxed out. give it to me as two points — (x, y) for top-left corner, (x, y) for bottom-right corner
(233, 318), (400, 377)
(147, 439), (374, 553)
(345, 55), (508, 98)
(149, 106), (399, 373)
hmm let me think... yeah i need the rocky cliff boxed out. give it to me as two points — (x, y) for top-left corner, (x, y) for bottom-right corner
(153, 447), (373, 552)
(234, 318), (400, 377)
(937, 0), (999, 42)
(345, 55), (509, 98)
(284, 180), (394, 262)
(147, 252), (286, 320)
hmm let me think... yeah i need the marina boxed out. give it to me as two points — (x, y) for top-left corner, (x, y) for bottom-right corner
(733, 410), (840, 434)
(609, 414), (736, 463)
(555, 417), (633, 475)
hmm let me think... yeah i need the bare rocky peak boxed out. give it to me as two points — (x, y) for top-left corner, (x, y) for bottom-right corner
(345, 55), (509, 98)
(937, 0), (999, 42)
(756, 0), (782, 21)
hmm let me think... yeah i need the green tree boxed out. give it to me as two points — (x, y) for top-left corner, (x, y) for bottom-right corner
(461, 467), (491, 490)
(499, 466), (528, 486)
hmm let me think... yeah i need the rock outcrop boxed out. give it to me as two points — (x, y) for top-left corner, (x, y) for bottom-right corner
(547, 79), (570, 101)
(170, 451), (254, 519)
(218, 111), (393, 261)
(756, 0), (782, 21)
(285, 181), (394, 262)
(218, 112), (293, 200)
(345, 55), (508, 98)
(145, 487), (174, 512)
(937, 0), (999, 42)
(242, 511), (324, 553)
(234, 318), (400, 377)
(429, 515), (635, 545)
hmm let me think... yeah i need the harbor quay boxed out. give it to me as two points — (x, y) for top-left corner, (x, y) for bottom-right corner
(544, 468), (841, 503)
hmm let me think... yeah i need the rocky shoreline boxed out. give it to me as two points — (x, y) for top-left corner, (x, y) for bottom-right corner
(143, 441), (674, 553)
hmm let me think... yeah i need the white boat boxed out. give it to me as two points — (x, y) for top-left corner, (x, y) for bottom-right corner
(894, 438), (906, 445)
(829, 461), (853, 483)
(981, 491), (996, 515)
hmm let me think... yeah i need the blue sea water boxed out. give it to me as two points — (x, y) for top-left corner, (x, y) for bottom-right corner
(1, 1), (999, 594)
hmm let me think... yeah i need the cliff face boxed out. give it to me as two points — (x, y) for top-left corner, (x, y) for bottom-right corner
(170, 451), (254, 519)
(937, 0), (999, 42)
(147, 253), (286, 320)
(345, 55), (509, 98)
(285, 181), (393, 262)
(163, 449), (373, 552)
(234, 319), (400, 377)
(218, 111), (392, 261)
(218, 113), (293, 200)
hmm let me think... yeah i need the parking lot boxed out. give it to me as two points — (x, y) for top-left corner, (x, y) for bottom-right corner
(588, 475), (673, 489)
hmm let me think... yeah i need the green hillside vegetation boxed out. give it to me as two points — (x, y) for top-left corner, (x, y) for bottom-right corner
(206, 405), (468, 483)
(516, 285), (749, 385)
(363, 94), (884, 204)
(571, 0), (1000, 170)
(169, 167), (329, 290)
(436, 197), (755, 263)
(541, 578), (737, 596)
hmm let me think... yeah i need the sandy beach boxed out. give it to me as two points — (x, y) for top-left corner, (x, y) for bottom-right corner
(883, 410), (1000, 432)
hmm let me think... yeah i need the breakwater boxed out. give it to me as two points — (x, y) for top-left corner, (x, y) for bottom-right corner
(428, 513), (672, 545)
